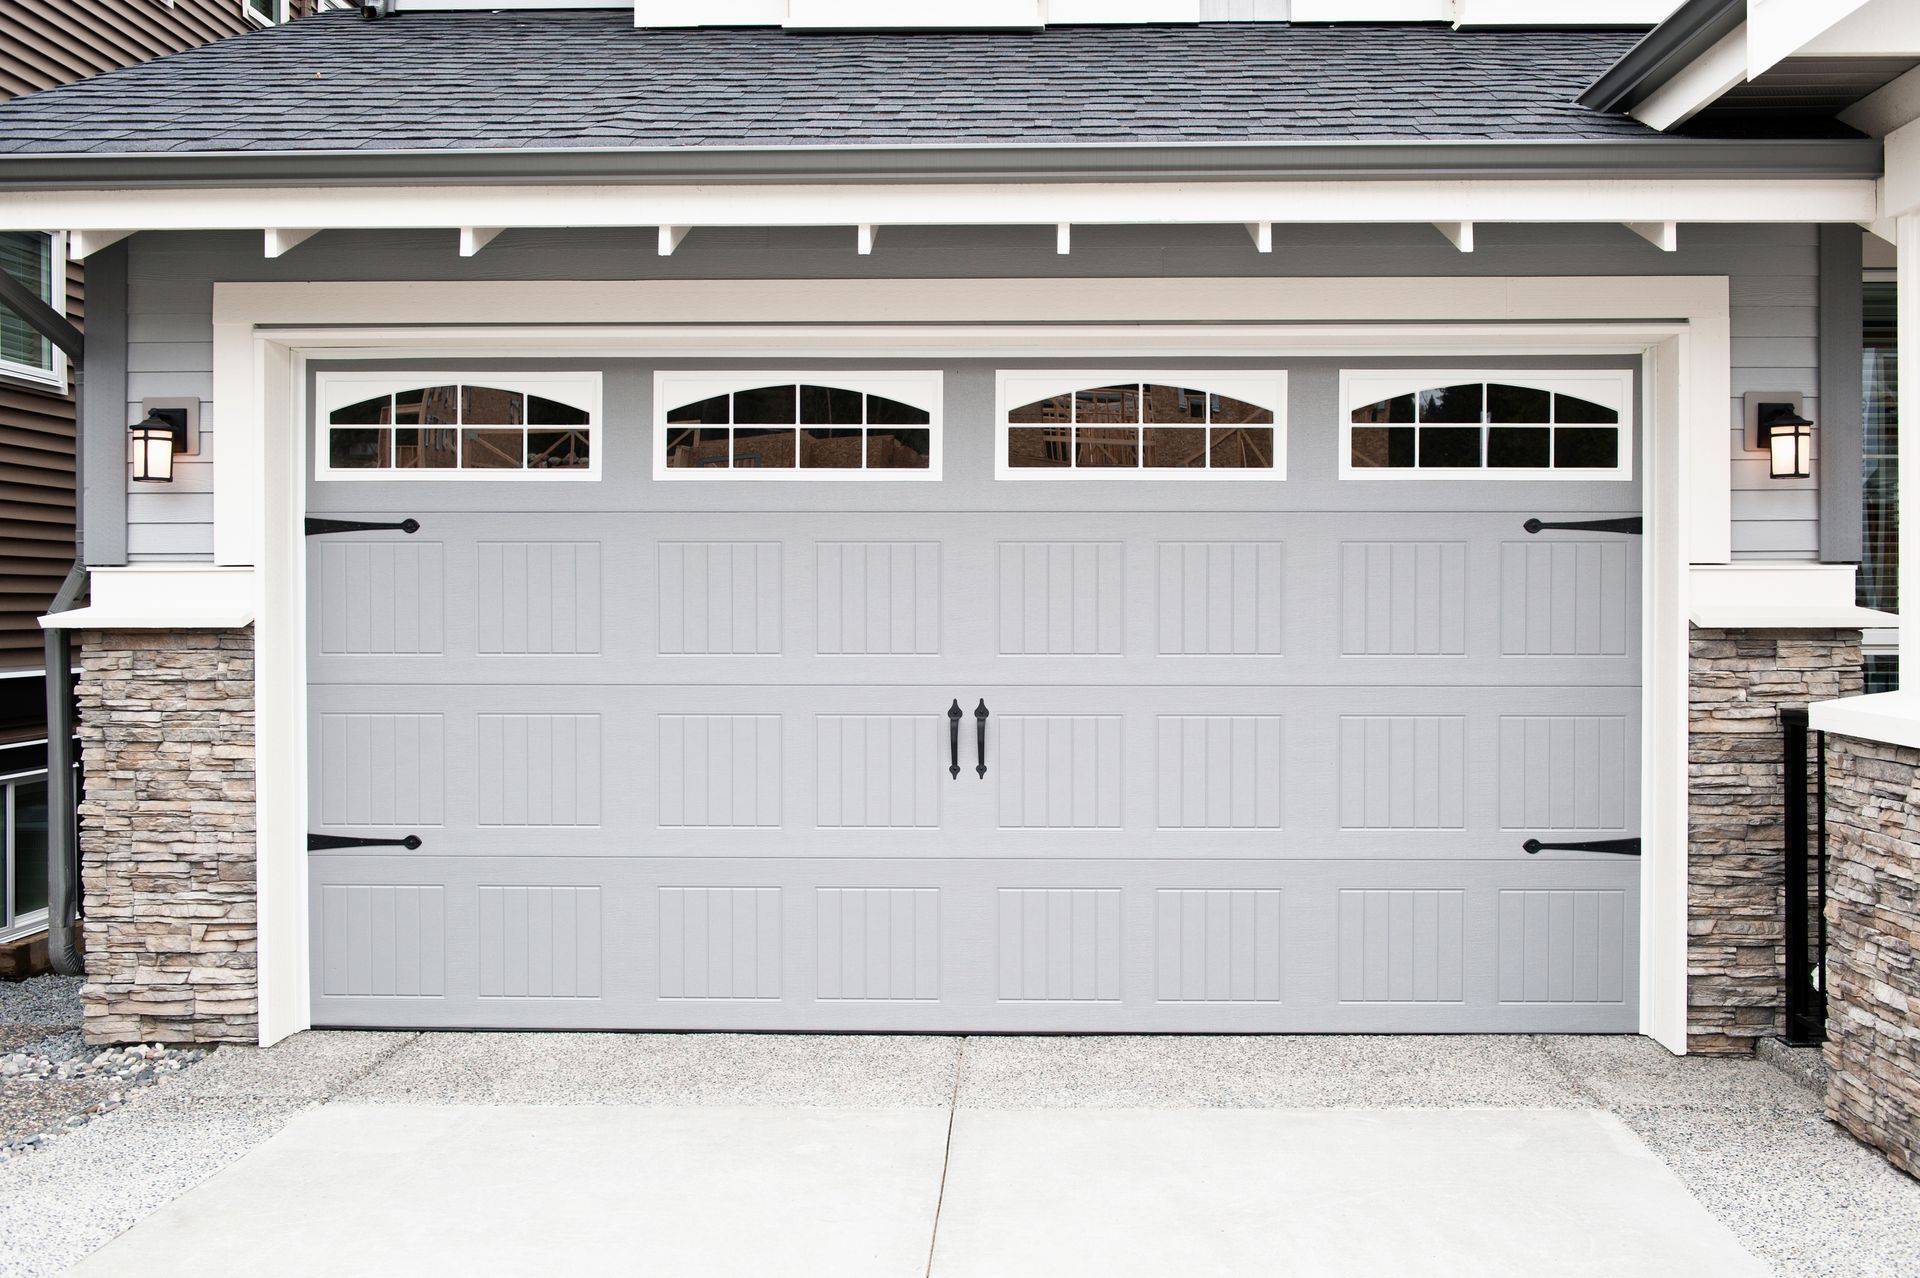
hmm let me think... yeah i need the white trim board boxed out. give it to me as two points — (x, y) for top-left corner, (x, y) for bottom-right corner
(0, 178), (1880, 238)
(203, 274), (1721, 1052)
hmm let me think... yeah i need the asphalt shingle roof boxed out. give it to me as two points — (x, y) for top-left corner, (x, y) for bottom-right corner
(0, 10), (1662, 156)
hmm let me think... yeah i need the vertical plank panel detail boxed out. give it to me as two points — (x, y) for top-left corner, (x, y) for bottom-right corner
(658, 542), (782, 655)
(997, 541), (1123, 655)
(1497, 889), (1627, 1003)
(1335, 889), (1464, 1003)
(1153, 889), (1283, 1002)
(1497, 715), (1629, 831)
(816, 542), (940, 654)
(477, 541), (601, 654)
(1156, 541), (1284, 654)
(1156, 715), (1283, 828)
(657, 716), (782, 827)
(477, 886), (602, 998)
(815, 888), (941, 1000)
(995, 888), (1122, 1001)
(1337, 716), (1465, 829)
(658, 887), (783, 999)
(318, 885), (445, 998)
(477, 714), (602, 827)
(997, 715), (1123, 829)
(815, 716), (940, 828)
(316, 541), (444, 654)
(1339, 541), (1467, 655)
(1500, 540), (1630, 656)
(318, 713), (444, 827)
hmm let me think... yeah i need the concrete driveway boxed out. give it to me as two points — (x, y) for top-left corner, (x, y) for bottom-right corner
(4, 1032), (1918, 1277)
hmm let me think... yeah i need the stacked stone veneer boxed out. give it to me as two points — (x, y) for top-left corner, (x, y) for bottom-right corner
(1687, 627), (1861, 1054)
(1823, 734), (1920, 1178)
(75, 628), (256, 1044)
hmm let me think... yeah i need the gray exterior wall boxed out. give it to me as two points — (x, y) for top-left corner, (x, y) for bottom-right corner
(116, 221), (1824, 563)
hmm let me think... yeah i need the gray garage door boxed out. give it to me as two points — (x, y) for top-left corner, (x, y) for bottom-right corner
(306, 362), (1641, 1032)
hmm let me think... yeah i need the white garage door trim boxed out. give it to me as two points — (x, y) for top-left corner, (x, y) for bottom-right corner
(211, 275), (1722, 1049)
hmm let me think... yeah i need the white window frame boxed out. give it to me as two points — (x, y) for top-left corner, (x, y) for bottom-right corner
(313, 370), (602, 482)
(0, 766), (53, 944)
(1338, 368), (1636, 482)
(652, 370), (944, 481)
(243, 0), (286, 27)
(0, 230), (67, 390)
(994, 370), (1288, 481)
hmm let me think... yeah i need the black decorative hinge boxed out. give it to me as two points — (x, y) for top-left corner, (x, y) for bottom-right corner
(1523, 517), (1643, 536)
(305, 517), (421, 537)
(1523, 837), (1642, 857)
(307, 833), (424, 852)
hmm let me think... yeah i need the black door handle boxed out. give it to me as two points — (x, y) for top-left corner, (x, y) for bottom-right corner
(305, 517), (421, 537)
(974, 699), (989, 779)
(307, 833), (424, 851)
(948, 700), (962, 779)
(1522, 837), (1641, 857)
(1523, 517), (1642, 536)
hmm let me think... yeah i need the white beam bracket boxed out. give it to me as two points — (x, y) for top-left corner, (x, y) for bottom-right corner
(1245, 221), (1272, 253)
(1434, 221), (1475, 252)
(67, 228), (134, 261)
(1056, 222), (1072, 255)
(458, 226), (503, 257)
(657, 224), (691, 256)
(857, 223), (878, 256)
(263, 228), (319, 259)
(1627, 221), (1679, 252)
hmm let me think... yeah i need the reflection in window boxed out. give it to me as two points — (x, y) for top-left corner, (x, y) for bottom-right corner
(326, 385), (591, 472)
(663, 384), (932, 472)
(1862, 279), (1897, 615)
(1349, 380), (1621, 472)
(1006, 383), (1275, 471)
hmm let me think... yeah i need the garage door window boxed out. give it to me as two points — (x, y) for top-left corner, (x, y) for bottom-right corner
(654, 372), (941, 479)
(996, 371), (1287, 479)
(316, 373), (600, 480)
(1341, 370), (1632, 480)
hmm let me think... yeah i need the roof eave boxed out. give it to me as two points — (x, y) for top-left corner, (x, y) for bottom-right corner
(1578, 0), (1746, 114)
(0, 136), (1884, 189)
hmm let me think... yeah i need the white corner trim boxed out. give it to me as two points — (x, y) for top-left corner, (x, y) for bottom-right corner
(1687, 562), (1890, 629)
(1811, 690), (1920, 750)
(39, 565), (256, 630)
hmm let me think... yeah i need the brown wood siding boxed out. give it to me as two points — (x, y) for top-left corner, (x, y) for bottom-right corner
(0, 252), (79, 672)
(0, 1), (251, 100)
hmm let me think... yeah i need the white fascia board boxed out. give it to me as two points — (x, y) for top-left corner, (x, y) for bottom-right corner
(1884, 117), (1920, 219)
(1752, 0), (1920, 74)
(632, 0), (779, 24)
(1048, 1), (1203, 21)
(0, 178), (1879, 234)
(787, 0), (1043, 27)
(1453, 0), (1681, 23)
(1811, 691), (1920, 751)
(1631, 26), (1749, 132)
(39, 565), (255, 630)
(1291, 0), (1451, 19)
(1688, 563), (1891, 628)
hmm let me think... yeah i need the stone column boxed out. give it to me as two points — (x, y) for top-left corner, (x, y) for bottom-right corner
(1822, 733), (1920, 1177)
(1687, 626), (1861, 1053)
(74, 628), (257, 1045)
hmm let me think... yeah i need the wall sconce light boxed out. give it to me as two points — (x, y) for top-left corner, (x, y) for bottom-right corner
(1761, 405), (1814, 480)
(129, 409), (181, 483)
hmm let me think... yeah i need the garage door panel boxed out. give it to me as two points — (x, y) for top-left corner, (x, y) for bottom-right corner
(309, 855), (1635, 1031)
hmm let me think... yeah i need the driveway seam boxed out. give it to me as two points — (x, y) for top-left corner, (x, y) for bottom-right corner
(311, 1032), (425, 1106)
(923, 1036), (968, 1278)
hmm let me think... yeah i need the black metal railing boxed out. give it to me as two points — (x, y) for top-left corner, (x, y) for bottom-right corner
(1781, 707), (1827, 1045)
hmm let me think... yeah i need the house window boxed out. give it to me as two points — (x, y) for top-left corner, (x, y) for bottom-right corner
(996, 372), (1287, 479)
(1340, 370), (1632, 480)
(655, 372), (942, 479)
(1, 773), (50, 943)
(0, 231), (63, 386)
(243, 0), (285, 25)
(316, 373), (600, 480)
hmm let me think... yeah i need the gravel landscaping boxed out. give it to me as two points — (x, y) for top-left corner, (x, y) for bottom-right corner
(0, 976), (207, 1161)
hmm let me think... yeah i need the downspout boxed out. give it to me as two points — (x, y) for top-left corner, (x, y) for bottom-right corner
(0, 260), (87, 975)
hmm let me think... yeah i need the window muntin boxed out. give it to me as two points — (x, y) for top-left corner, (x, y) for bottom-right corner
(0, 231), (63, 385)
(316, 373), (600, 480)
(997, 372), (1287, 479)
(654, 372), (942, 480)
(1340, 371), (1632, 480)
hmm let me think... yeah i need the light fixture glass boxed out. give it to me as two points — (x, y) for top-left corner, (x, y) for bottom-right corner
(129, 411), (177, 483)
(1765, 411), (1814, 480)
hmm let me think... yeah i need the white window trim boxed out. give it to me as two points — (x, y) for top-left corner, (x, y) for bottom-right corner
(313, 370), (602, 481)
(242, 0), (285, 27)
(652, 369), (943, 481)
(995, 370), (1288, 481)
(0, 231), (67, 390)
(1338, 368), (1635, 482)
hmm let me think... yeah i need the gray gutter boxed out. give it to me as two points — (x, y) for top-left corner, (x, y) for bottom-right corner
(1578, 0), (1746, 114)
(0, 136), (1884, 190)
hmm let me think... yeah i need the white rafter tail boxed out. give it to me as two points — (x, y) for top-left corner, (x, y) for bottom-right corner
(1245, 221), (1272, 253)
(1434, 221), (1474, 252)
(657, 224), (691, 256)
(459, 226), (503, 258)
(1627, 221), (1679, 252)
(857, 223), (879, 255)
(67, 228), (134, 261)
(1056, 222), (1072, 255)
(263, 228), (319, 259)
